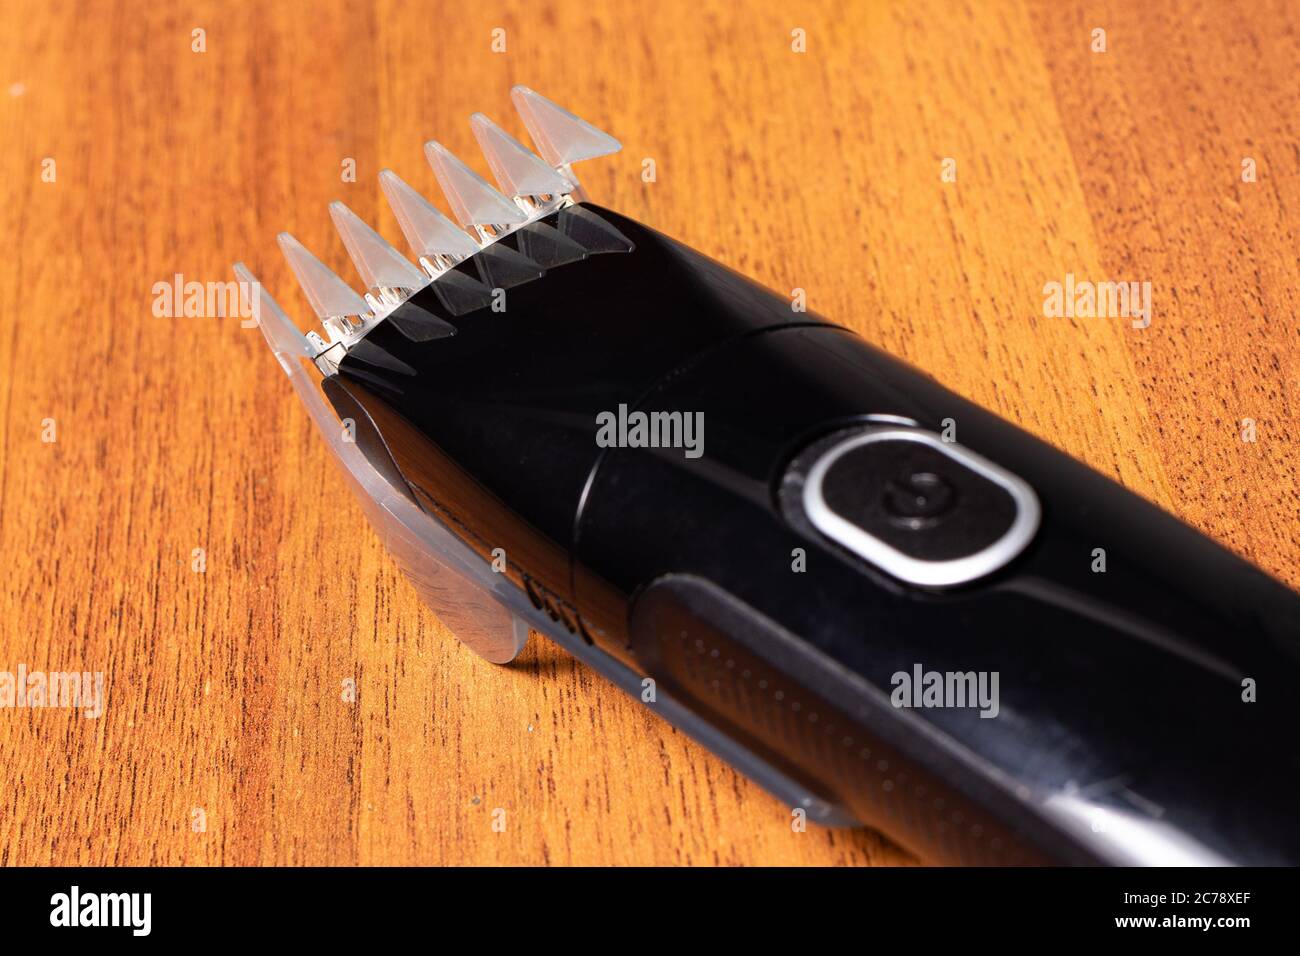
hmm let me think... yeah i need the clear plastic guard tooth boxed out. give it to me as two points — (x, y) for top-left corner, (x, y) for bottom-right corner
(427, 268), (495, 316)
(234, 264), (529, 664)
(276, 232), (372, 339)
(474, 243), (545, 289)
(470, 112), (574, 204)
(378, 169), (480, 266)
(386, 301), (458, 343)
(424, 140), (527, 233)
(557, 205), (635, 254)
(328, 201), (428, 294)
(509, 85), (622, 167)
(516, 220), (588, 268)
(234, 262), (307, 358)
(346, 339), (418, 377)
(235, 261), (311, 371)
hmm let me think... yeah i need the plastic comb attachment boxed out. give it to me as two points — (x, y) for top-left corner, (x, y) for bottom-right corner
(424, 140), (526, 242)
(427, 268), (495, 316)
(234, 262), (310, 372)
(558, 205), (635, 255)
(474, 242), (546, 289)
(510, 86), (621, 169)
(239, 87), (625, 666)
(230, 262), (531, 665)
(328, 201), (428, 309)
(276, 232), (372, 343)
(471, 112), (575, 211)
(515, 221), (589, 268)
(379, 169), (481, 275)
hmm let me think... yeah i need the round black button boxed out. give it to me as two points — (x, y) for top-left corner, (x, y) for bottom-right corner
(883, 471), (956, 529)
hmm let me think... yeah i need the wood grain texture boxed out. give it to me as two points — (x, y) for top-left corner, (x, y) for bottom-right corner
(0, 0), (1295, 866)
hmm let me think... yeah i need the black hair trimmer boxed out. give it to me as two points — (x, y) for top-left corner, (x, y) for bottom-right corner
(234, 87), (1300, 866)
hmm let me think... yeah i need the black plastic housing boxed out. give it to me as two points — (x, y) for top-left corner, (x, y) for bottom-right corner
(330, 202), (1300, 865)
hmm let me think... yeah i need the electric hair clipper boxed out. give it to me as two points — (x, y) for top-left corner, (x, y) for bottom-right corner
(234, 87), (1300, 866)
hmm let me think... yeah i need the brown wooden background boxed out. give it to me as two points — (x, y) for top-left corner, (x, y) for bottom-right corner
(0, 0), (1296, 866)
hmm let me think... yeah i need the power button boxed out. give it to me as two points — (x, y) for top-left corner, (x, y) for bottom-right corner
(882, 471), (957, 529)
(796, 427), (1040, 587)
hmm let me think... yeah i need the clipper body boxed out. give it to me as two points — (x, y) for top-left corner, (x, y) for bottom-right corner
(238, 89), (1300, 866)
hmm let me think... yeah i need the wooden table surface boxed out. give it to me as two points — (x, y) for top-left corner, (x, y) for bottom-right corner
(1, 0), (1296, 866)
